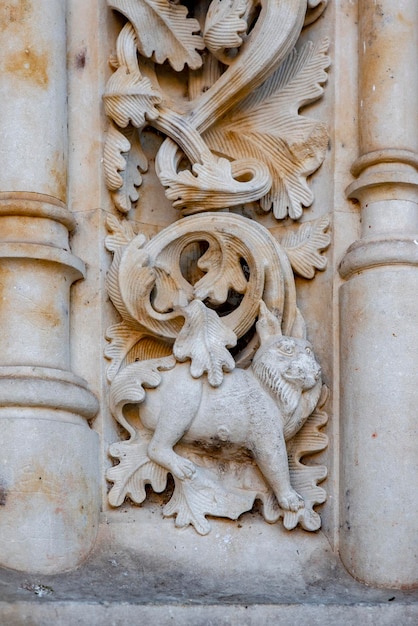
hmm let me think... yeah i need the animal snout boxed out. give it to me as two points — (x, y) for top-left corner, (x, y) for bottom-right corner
(283, 359), (321, 388)
(284, 363), (305, 381)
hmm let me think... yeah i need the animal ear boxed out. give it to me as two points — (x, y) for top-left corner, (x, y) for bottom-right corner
(256, 301), (282, 345)
(290, 307), (307, 340)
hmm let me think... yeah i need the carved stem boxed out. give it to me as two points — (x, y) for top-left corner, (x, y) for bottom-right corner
(183, 0), (307, 132)
(154, 0), (307, 210)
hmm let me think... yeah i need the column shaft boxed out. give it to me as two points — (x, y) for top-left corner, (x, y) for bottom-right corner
(340, 0), (418, 587)
(0, 1), (100, 573)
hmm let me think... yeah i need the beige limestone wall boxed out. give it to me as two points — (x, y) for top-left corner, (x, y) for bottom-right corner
(0, 0), (417, 598)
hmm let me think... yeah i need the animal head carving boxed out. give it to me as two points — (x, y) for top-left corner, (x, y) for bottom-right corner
(252, 302), (322, 418)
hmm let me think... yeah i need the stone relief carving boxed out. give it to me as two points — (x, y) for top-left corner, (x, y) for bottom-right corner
(103, 0), (329, 218)
(104, 0), (330, 534)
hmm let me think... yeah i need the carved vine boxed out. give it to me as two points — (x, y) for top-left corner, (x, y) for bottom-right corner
(104, 0), (330, 534)
(104, 0), (330, 219)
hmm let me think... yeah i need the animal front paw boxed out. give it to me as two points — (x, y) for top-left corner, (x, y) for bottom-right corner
(171, 456), (196, 481)
(148, 445), (196, 480)
(278, 489), (304, 512)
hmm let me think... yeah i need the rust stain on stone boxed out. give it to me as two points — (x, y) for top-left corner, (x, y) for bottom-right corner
(0, 0), (32, 28)
(17, 465), (61, 498)
(4, 48), (49, 89)
(49, 156), (67, 202)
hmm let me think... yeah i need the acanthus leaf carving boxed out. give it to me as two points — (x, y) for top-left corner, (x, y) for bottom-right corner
(103, 23), (162, 129)
(103, 123), (132, 193)
(109, 356), (176, 435)
(204, 39), (330, 219)
(105, 320), (150, 382)
(104, 2), (331, 536)
(107, 0), (204, 71)
(104, 123), (148, 214)
(278, 214), (331, 278)
(158, 153), (272, 214)
(103, 67), (161, 129)
(203, 0), (249, 64)
(105, 213), (138, 252)
(104, 0), (329, 218)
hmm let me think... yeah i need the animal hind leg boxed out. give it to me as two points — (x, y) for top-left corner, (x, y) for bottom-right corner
(251, 425), (304, 512)
(147, 392), (198, 480)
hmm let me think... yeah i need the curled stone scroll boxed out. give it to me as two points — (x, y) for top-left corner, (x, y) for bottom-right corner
(104, 0), (330, 534)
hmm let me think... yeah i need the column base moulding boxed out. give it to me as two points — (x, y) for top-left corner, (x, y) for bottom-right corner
(0, 242), (85, 277)
(0, 193), (76, 231)
(0, 416), (100, 575)
(0, 219), (100, 574)
(339, 236), (418, 279)
(350, 149), (418, 179)
(0, 366), (99, 422)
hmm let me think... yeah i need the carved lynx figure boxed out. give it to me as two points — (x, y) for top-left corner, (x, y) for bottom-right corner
(140, 304), (322, 513)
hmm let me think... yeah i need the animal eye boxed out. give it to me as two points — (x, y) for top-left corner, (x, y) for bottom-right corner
(305, 347), (312, 356)
(278, 344), (294, 355)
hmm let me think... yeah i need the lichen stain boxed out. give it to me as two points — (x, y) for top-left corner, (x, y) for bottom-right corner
(0, 0), (32, 28)
(4, 48), (49, 89)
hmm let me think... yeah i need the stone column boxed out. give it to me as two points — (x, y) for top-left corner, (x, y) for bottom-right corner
(339, 0), (418, 587)
(0, 2), (100, 573)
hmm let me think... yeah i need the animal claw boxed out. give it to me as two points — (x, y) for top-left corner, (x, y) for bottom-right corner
(278, 490), (304, 512)
(172, 458), (196, 480)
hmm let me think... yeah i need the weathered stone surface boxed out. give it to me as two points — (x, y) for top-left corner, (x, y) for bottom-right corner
(1, 515), (418, 623)
(0, 0), (418, 620)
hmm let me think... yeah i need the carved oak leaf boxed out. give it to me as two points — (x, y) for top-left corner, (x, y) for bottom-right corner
(173, 300), (237, 387)
(203, 0), (249, 63)
(104, 68), (162, 129)
(194, 236), (248, 304)
(204, 39), (330, 219)
(163, 467), (255, 535)
(107, 435), (168, 507)
(108, 0), (204, 71)
(105, 213), (138, 252)
(110, 356), (176, 434)
(104, 124), (148, 214)
(278, 215), (330, 279)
